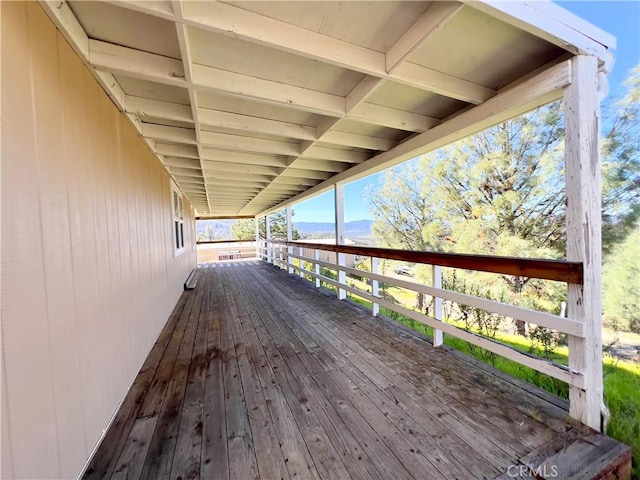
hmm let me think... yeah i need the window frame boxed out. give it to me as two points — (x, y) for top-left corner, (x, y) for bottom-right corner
(172, 183), (185, 256)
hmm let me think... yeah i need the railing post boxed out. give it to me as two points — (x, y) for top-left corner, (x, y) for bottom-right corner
(279, 243), (284, 269)
(286, 205), (294, 274)
(265, 214), (272, 265)
(371, 257), (379, 317)
(564, 55), (604, 431)
(299, 246), (305, 278)
(314, 249), (321, 287)
(335, 184), (346, 300)
(432, 265), (443, 347)
(254, 216), (260, 259)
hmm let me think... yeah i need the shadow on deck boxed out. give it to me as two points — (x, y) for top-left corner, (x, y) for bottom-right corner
(83, 261), (631, 480)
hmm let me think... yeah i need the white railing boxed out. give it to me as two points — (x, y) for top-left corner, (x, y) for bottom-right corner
(257, 239), (586, 392)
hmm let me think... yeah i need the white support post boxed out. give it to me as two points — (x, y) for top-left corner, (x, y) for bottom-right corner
(286, 205), (294, 274)
(299, 246), (305, 278)
(254, 216), (260, 259)
(265, 214), (272, 265)
(335, 184), (347, 300)
(315, 249), (321, 287)
(279, 243), (284, 269)
(432, 265), (443, 347)
(564, 55), (604, 432)
(371, 257), (380, 317)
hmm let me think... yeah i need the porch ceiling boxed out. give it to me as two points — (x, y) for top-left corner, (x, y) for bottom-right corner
(43, 1), (614, 217)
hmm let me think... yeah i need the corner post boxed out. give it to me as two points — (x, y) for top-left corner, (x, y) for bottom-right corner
(371, 257), (380, 317)
(265, 213), (272, 265)
(432, 265), (443, 347)
(335, 184), (346, 300)
(286, 205), (294, 274)
(564, 55), (604, 431)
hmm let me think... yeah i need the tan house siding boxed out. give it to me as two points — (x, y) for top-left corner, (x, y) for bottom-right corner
(1, 3), (196, 478)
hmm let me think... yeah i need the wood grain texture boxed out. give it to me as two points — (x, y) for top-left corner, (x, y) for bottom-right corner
(81, 261), (630, 479)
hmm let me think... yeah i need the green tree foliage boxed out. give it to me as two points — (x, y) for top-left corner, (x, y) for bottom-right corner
(231, 209), (300, 240)
(603, 224), (640, 333)
(366, 65), (639, 330)
(601, 66), (640, 252)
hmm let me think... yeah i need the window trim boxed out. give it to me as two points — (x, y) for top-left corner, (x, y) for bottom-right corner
(172, 183), (185, 257)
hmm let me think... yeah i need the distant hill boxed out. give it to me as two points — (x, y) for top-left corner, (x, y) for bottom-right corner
(295, 219), (373, 239)
(196, 218), (373, 240)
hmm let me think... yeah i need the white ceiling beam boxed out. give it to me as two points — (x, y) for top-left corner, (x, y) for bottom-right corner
(172, 176), (205, 185)
(125, 96), (193, 124)
(192, 64), (344, 117)
(201, 149), (287, 168)
(207, 171), (275, 182)
(103, 0), (494, 103)
(207, 180), (269, 188)
(142, 124), (197, 145)
(155, 143), (199, 159)
(199, 109), (316, 141)
(167, 167), (204, 178)
(386, 2), (463, 74)
(280, 169), (333, 181)
(178, 1), (492, 104)
(89, 39), (186, 87)
(462, 0), (614, 73)
(345, 77), (387, 113)
(162, 157), (202, 169)
(207, 186), (261, 193)
(200, 131), (300, 156)
(260, 60), (572, 216)
(202, 162), (281, 176)
(301, 146), (369, 164)
(348, 103), (439, 133)
(321, 131), (396, 151)
(289, 158), (350, 173)
(271, 177), (319, 187)
(89, 42), (441, 135)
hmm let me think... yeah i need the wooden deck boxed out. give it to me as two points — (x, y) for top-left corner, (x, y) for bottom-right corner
(83, 261), (631, 480)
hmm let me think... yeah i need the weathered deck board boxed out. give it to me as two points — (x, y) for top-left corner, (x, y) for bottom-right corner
(82, 261), (631, 480)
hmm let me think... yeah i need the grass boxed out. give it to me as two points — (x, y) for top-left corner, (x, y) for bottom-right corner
(341, 277), (640, 478)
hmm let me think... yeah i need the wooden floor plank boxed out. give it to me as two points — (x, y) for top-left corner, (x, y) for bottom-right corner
(170, 403), (204, 480)
(139, 276), (205, 480)
(201, 269), (229, 480)
(110, 416), (158, 480)
(83, 261), (631, 480)
(219, 282), (260, 480)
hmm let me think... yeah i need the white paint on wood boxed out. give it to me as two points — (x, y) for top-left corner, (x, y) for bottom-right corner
(432, 265), (443, 347)
(261, 60), (572, 216)
(564, 55), (604, 431)
(371, 257), (380, 317)
(125, 95), (194, 124)
(463, 1), (614, 73)
(199, 108), (316, 141)
(386, 2), (463, 74)
(286, 249), (583, 388)
(286, 206), (294, 274)
(334, 184), (346, 300)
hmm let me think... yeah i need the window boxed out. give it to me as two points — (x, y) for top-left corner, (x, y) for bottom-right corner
(172, 185), (185, 256)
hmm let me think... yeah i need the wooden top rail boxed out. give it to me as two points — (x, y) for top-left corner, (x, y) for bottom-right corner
(197, 239), (255, 245)
(266, 240), (583, 284)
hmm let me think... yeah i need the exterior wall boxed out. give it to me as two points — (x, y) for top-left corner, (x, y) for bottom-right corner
(1, 3), (196, 478)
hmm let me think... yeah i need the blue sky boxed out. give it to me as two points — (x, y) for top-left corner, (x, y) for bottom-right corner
(292, 1), (640, 223)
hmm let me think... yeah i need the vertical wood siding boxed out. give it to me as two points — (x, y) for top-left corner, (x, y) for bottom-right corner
(1, 3), (196, 478)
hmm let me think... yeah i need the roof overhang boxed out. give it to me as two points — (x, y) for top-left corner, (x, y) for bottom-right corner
(41, 0), (615, 218)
